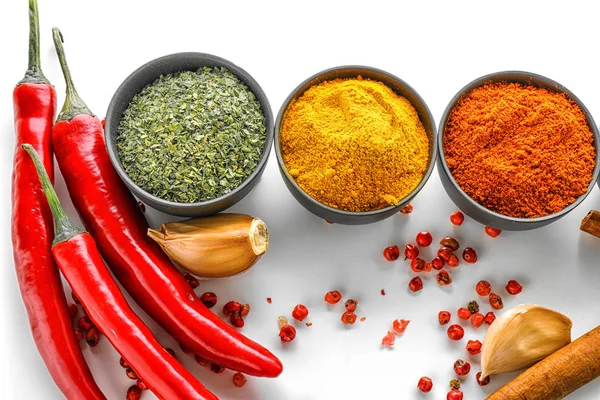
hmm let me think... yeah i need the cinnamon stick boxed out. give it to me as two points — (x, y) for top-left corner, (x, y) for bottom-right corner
(580, 210), (600, 238)
(486, 326), (600, 400)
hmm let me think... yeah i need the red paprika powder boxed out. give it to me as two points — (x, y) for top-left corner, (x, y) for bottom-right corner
(444, 82), (595, 218)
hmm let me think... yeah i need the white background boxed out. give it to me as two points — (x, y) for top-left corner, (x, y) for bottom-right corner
(1, 0), (600, 399)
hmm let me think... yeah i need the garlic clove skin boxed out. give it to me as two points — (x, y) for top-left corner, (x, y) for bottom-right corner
(148, 213), (268, 278)
(481, 304), (572, 379)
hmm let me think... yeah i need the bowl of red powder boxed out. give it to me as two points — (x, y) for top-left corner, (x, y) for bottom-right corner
(438, 71), (600, 231)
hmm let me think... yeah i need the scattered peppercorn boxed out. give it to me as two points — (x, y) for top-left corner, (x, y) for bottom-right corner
(240, 303), (251, 317)
(457, 308), (470, 320)
(447, 388), (463, 400)
(466, 340), (482, 355)
(200, 292), (217, 308)
(409, 276), (424, 292)
(489, 293), (504, 310)
(410, 257), (426, 272)
(195, 354), (208, 366)
(266, 297), (272, 304)
(74, 330), (83, 343)
(126, 385), (141, 400)
(484, 311), (496, 325)
(462, 247), (478, 263)
(438, 246), (453, 261)
(467, 300), (480, 314)
(416, 231), (433, 247)
(292, 304), (309, 321)
(341, 311), (357, 325)
(447, 324), (465, 341)
(136, 380), (148, 391)
(424, 262), (433, 272)
(454, 359), (471, 376)
(279, 325), (296, 342)
(126, 367), (138, 380)
(380, 289), (386, 296)
(233, 372), (247, 388)
(383, 245), (400, 261)
(230, 314), (244, 328)
(476, 371), (490, 386)
(438, 311), (451, 325)
(67, 303), (78, 319)
(77, 316), (94, 333)
(447, 254), (460, 267)
(440, 236), (460, 250)
(120, 357), (129, 369)
(476, 280), (492, 296)
(506, 280), (523, 295)
(344, 299), (358, 312)
(392, 319), (410, 334)
(417, 376), (433, 393)
(449, 378), (461, 390)
(404, 243), (420, 260)
(450, 211), (464, 226)
(381, 331), (396, 347)
(485, 226), (502, 238)
(85, 328), (100, 347)
(324, 290), (342, 304)
(223, 301), (242, 316)
(183, 272), (200, 289)
(471, 313), (484, 328)
(432, 256), (445, 270)
(306, 322), (313, 326)
(359, 317), (366, 322)
(436, 270), (453, 286)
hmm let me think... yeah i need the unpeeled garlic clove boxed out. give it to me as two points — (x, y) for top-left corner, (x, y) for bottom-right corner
(481, 304), (572, 379)
(148, 213), (268, 278)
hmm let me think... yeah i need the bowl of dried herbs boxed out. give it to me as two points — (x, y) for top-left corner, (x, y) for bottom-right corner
(105, 52), (273, 217)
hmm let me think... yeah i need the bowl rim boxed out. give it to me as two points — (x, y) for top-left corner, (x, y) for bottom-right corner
(104, 51), (274, 210)
(274, 65), (438, 217)
(437, 70), (600, 224)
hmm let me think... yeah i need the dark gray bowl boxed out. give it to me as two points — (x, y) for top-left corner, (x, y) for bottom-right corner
(105, 52), (273, 217)
(274, 66), (437, 225)
(438, 71), (600, 231)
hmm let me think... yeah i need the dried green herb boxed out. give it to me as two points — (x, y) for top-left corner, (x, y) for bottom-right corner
(117, 66), (266, 203)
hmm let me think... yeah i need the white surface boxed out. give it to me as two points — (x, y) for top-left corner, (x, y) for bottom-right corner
(1, 0), (600, 399)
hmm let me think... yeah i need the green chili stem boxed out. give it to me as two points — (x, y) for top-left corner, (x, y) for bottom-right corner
(52, 27), (93, 122)
(22, 144), (84, 245)
(19, 0), (50, 85)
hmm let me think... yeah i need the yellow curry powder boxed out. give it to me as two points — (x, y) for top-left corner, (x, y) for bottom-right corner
(280, 77), (430, 212)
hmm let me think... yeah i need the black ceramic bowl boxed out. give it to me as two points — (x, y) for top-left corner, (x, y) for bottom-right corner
(438, 71), (600, 231)
(105, 52), (273, 217)
(274, 66), (437, 225)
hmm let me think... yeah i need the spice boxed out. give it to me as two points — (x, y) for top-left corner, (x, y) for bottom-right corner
(449, 379), (461, 390)
(438, 311), (451, 325)
(324, 290), (342, 304)
(476, 372), (490, 386)
(447, 389), (463, 400)
(410, 258), (426, 273)
(392, 319), (410, 334)
(484, 312), (496, 325)
(344, 299), (358, 312)
(436, 270), (453, 286)
(476, 280), (492, 296)
(444, 82), (596, 218)
(467, 300), (480, 314)
(481, 304), (572, 379)
(404, 244), (419, 260)
(447, 254), (459, 267)
(450, 211), (464, 226)
(447, 325), (465, 341)
(438, 247), (452, 261)
(381, 331), (396, 347)
(408, 277), (423, 292)
(432, 256), (445, 270)
(280, 77), (430, 212)
(232, 372), (246, 388)
(462, 247), (477, 264)
(148, 214), (268, 278)
(580, 210), (600, 238)
(117, 67), (266, 203)
(199, 292), (217, 309)
(440, 236), (459, 251)
(416, 231), (433, 247)
(454, 359), (471, 376)
(471, 313), (484, 328)
(467, 340), (483, 355)
(400, 203), (413, 214)
(341, 311), (357, 325)
(485, 226), (502, 238)
(417, 377), (433, 393)
(489, 293), (504, 310)
(292, 304), (309, 321)
(279, 325), (296, 342)
(457, 308), (470, 320)
(506, 280), (523, 295)
(383, 245), (400, 261)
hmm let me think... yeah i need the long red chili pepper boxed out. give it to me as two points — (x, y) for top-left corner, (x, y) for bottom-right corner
(23, 144), (219, 400)
(11, 2), (104, 399)
(50, 28), (283, 377)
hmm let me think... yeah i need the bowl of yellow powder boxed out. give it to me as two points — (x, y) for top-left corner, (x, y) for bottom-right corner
(275, 66), (437, 225)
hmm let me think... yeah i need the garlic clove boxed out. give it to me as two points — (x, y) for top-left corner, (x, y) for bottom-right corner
(148, 213), (268, 278)
(481, 304), (572, 379)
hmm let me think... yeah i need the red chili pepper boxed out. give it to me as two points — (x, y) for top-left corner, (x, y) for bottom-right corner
(50, 28), (282, 378)
(23, 144), (218, 400)
(11, 3), (104, 399)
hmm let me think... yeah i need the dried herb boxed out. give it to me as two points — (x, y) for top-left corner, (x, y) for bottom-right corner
(117, 66), (266, 203)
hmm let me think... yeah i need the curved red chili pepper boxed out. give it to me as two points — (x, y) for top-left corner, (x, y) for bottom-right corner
(50, 29), (283, 377)
(11, 2), (104, 399)
(23, 144), (218, 400)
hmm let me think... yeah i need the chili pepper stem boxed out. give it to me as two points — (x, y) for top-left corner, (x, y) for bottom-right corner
(22, 144), (83, 245)
(51, 27), (93, 122)
(19, 0), (49, 85)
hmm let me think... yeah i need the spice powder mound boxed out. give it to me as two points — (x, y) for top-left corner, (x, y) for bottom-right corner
(280, 77), (430, 212)
(444, 82), (596, 218)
